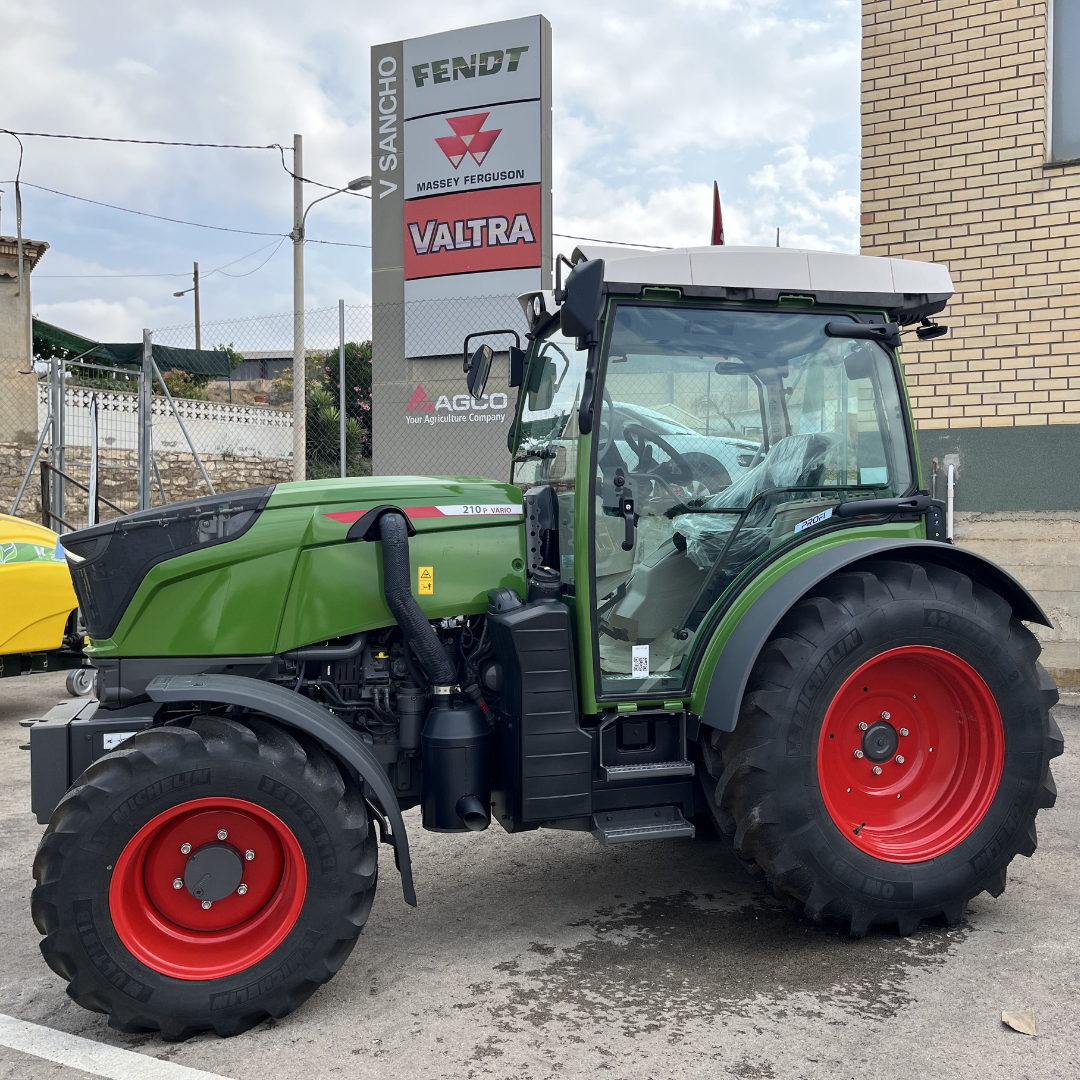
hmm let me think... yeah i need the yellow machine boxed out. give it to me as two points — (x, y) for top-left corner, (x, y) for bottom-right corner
(0, 513), (90, 692)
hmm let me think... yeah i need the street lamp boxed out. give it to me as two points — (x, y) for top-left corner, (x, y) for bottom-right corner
(289, 130), (371, 482)
(172, 261), (201, 349)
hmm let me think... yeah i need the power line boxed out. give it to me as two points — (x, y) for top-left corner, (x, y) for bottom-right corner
(0, 128), (282, 151)
(307, 238), (371, 249)
(34, 238), (288, 280)
(554, 232), (670, 249)
(9, 180), (286, 237)
(215, 237), (288, 276)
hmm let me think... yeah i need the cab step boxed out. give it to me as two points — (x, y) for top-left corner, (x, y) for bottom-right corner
(591, 805), (695, 845)
(601, 759), (695, 782)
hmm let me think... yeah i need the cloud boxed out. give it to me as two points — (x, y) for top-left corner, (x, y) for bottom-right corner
(2, 0), (860, 338)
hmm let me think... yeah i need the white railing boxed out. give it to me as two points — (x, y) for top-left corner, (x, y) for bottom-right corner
(39, 383), (293, 459)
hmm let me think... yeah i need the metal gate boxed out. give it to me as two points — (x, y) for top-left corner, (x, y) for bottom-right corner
(10, 335), (216, 533)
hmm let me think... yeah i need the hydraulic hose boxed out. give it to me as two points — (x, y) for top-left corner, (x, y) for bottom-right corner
(378, 511), (457, 687)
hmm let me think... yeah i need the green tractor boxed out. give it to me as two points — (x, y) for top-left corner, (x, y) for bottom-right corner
(29, 246), (1062, 1039)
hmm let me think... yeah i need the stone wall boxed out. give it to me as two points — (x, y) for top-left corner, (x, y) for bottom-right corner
(1, 443), (291, 527)
(954, 510), (1080, 687)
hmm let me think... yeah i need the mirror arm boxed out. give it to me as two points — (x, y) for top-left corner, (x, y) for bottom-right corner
(577, 342), (601, 435)
(554, 253), (574, 303)
(463, 329), (521, 372)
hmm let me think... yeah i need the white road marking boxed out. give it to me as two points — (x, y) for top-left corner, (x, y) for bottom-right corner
(0, 1013), (233, 1080)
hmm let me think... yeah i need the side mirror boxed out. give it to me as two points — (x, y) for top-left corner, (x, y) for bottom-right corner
(560, 259), (605, 342)
(527, 356), (557, 412)
(843, 344), (877, 382)
(461, 330), (524, 400)
(466, 344), (494, 401)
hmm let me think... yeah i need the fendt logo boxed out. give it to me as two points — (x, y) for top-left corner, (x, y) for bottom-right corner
(436, 112), (501, 169)
(404, 383), (508, 428)
(411, 46), (530, 88)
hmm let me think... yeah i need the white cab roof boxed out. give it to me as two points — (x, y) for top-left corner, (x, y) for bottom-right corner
(572, 244), (954, 298)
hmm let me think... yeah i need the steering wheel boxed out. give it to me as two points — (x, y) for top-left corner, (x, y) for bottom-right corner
(622, 423), (695, 485)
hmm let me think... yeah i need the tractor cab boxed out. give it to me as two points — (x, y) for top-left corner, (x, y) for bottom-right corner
(468, 244), (952, 710)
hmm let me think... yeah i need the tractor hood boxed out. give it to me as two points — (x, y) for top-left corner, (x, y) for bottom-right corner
(63, 476), (526, 657)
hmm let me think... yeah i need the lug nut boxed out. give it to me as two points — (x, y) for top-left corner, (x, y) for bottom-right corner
(895, 755), (905, 764)
(858, 721), (869, 731)
(217, 829), (228, 840)
(180, 843), (192, 855)
(881, 711), (891, 720)
(854, 749), (865, 759)
(872, 765), (883, 775)
(201, 900), (212, 910)
(172, 878), (183, 890)
(245, 849), (255, 861)
(899, 727), (909, 737)
(237, 884), (248, 895)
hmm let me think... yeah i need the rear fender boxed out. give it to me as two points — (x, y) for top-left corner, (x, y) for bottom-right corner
(145, 674), (416, 906)
(696, 538), (1050, 734)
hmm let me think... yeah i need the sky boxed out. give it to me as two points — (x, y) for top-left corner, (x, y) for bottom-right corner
(1, 0), (860, 342)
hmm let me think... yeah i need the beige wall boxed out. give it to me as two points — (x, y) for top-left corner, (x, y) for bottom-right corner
(0, 239), (47, 446)
(862, 0), (1079, 430)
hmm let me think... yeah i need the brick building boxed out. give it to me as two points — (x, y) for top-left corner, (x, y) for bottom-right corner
(862, 0), (1080, 685)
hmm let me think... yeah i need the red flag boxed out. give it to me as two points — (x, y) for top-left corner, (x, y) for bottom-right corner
(711, 181), (725, 246)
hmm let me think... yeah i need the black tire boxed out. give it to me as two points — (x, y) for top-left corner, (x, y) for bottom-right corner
(702, 558), (1063, 936)
(32, 714), (377, 1039)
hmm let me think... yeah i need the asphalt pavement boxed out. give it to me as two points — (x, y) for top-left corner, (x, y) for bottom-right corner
(0, 671), (1077, 1080)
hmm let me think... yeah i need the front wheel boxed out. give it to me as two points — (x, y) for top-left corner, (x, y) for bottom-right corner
(32, 714), (377, 1039)
(703, 559), (1063, 936)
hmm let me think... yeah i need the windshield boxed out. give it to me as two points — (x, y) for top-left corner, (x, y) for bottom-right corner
(594, 303), (914, 695)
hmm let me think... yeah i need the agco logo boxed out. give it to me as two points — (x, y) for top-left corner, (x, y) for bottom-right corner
(436, 113), (501, 169)
(405, 384), (508, 428)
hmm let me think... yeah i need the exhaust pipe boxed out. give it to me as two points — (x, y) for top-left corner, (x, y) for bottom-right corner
(456, 794), (490, 832)
(378, 511), (457, 687)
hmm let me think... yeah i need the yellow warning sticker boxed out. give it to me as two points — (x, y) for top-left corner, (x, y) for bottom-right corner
(418, 566), (434, 595)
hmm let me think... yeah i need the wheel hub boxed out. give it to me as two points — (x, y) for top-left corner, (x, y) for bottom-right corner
(816, 645), (1005, 863)
(861, 720), (898, 762)
(182, 841), (244, 902)
(109, 797), (307, 980)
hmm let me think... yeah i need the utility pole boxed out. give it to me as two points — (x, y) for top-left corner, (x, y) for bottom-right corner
(291, 133), (305, 482)
(193, 261), (201, 350)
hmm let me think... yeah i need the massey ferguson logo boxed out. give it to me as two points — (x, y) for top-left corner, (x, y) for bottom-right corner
(405, 383), (508, 428)
(436, 113), (501, 168)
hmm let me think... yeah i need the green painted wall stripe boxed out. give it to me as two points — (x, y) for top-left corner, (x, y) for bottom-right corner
(916, 424), (1080, 511)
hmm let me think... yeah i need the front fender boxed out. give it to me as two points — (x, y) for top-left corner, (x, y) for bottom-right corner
(694, 538), (1050, 734)
(145, 673), (416, 906)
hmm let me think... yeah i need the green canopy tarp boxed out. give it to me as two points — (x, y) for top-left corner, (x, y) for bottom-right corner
(32, 318), (231, 377)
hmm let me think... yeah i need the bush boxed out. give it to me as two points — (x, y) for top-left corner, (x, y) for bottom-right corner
(156, 368), (212, 400)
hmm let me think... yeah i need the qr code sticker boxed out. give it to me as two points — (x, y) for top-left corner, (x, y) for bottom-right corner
(631, 645), (650, 675)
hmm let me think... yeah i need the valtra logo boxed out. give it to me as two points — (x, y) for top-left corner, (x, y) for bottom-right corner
(436, 113), (502, 169)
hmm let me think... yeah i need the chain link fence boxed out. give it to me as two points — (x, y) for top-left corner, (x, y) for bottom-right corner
(2, 294), (528, 529)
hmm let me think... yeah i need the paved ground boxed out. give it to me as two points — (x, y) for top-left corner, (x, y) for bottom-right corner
(0, 672), (1078, 1080)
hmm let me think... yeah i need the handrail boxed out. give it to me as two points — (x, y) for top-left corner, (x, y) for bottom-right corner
(39, 460), (125, 514)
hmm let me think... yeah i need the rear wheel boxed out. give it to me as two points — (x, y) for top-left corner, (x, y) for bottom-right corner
(32, 714), (377, 1039)
(702, 559), (1062, 935)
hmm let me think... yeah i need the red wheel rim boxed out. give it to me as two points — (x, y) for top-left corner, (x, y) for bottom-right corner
(817, 646), (1004, 863)
(109, 797), (307, 980)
